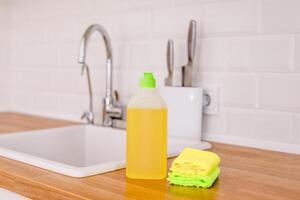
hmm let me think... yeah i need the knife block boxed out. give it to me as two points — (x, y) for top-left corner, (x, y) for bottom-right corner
(159, 87), (203, 140)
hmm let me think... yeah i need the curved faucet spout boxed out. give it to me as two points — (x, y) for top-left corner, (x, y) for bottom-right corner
(78, 24), (112, 63)
(78, 24), (122, 126)
(78, 24), (113, 98)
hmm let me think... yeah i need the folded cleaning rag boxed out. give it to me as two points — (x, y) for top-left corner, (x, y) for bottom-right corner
(168, 166), (220, 188)
(170, 148), (221, 176)
(168, 148), (221, 188)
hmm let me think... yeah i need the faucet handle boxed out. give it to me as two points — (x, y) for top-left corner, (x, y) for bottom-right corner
(80, 112), (87, 119)
(113, 90), (119, 102)
(81, 111), (94, 124)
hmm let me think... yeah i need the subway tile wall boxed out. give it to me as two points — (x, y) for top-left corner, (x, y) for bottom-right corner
(0, 0), (300, 153)
(0, 0), (9, 110)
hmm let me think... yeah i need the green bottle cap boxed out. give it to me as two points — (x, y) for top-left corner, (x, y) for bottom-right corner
(140, 72), (156, 88)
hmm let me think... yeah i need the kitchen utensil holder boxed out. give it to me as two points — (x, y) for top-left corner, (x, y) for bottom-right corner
(159, 86), (203, 140)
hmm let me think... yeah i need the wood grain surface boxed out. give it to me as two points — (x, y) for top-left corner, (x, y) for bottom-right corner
(0, 112), (300, 200)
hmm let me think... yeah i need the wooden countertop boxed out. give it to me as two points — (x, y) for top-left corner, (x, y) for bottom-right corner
(0, 112), (300, 200)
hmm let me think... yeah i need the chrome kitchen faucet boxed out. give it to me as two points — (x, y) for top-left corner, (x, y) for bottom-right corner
(78, 24), (122, 126)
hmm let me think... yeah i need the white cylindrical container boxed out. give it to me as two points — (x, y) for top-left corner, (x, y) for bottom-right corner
(159, 86), (203, 140)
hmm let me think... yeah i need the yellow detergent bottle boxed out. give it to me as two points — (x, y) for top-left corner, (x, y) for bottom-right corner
(126, 72), (167, 179)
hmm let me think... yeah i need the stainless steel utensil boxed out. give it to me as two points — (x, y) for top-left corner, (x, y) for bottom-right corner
(182, 20), (197, 87)
(165, 39), (174, 86)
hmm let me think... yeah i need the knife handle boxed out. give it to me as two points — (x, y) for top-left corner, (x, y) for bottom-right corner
(167, 39), (174, 76)
(187, 20), (197, 63)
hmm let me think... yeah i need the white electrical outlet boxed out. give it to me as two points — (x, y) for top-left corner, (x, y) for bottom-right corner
(203, 86), (219, 115)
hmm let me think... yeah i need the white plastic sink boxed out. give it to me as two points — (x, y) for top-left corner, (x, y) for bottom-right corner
(0, 125), (210, 177)
(0, 188), (29, 200)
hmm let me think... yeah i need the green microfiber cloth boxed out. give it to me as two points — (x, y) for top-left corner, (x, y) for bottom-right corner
(168, 167), (220, 188)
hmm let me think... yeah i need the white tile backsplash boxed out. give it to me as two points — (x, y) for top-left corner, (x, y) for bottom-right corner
(259, 74), (300, 111)
(10, 44), (59, 67)
(0, 5), (9, 25)
(196, 37), (229, 71)
(229, 35), (293, 71)
(202, 108), (228, 136)
(0, 2), (10, 110)
(220, 73), (256, 107)
(45, 19), (77, 43)
(0, 45), (9, 67)
(261, 0), (300, 32)
(0, 26), (8, 43)
(111, 11), (150, 41)
(203, 0), (258, 34)
(10, 22), (47, 45)
(59, 0), (93, 16)
(0, 69), (10, 88)
(0, 0), (300, 153)
(228, 108), (293, 143)
(151, 6), (202, 38)
(295, 35), (300, 70)
(58, 44), (80, 67)
(294, 114), (300, 144)
(0, 87), (9, 111)
(130, 40), (167, 69)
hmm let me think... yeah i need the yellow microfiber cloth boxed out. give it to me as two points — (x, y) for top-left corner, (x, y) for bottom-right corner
(170, 148), (221, 176)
